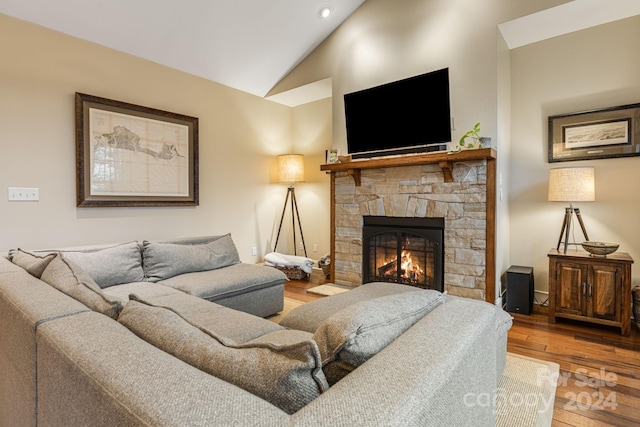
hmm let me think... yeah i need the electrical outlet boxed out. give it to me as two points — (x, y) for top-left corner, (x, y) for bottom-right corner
(8, 187), (39, 201)
(252, 247), (257, 256)
(313, 243), (318, 252)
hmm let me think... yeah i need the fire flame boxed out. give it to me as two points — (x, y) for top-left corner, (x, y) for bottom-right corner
(400, 250), (424, 282)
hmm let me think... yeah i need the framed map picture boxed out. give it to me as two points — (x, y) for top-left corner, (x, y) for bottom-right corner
(75, 93), (198, 207)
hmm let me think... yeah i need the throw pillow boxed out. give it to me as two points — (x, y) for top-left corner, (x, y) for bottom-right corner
(8, 248), (56, 278)
(142, 233), (240, 281)
(313, 289), (446, 385)
(56, 241), (145, 289)
(118, 296), (328, 414)
(40, 254), (123, 319)
(128, 292), (285, 344)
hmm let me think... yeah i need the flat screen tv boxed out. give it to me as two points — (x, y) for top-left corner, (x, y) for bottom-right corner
(344, 68), (451, 159)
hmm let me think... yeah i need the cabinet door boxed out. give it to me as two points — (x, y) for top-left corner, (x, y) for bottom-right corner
(588, 264), (621, 322)
(555, 262), (587, 316)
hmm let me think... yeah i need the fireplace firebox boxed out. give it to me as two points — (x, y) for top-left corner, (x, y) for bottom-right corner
(362, 216), (444, 291)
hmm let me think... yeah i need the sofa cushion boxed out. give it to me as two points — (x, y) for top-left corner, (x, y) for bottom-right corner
(102, 282), (184, 305)
(496, 307), (513, 336)
(313, 289), (446, 385)
(40, 254), (124, 319)
(157, 263), (287, 302)
(279, 282), (420, 333)
(495, 306), (513, 380)
(142, 234), (240, 281)
(8, 249), (56, 278)
(129, 292), (285, 343)
(36, 242), (145, 289)
(118, 295), (328, 414)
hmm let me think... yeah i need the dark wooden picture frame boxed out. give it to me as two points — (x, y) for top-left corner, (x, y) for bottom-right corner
(75, 93), (199, 207)
(548, 102), (640, 162)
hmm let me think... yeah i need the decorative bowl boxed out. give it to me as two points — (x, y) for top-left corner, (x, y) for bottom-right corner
(581, 241), (619, 256)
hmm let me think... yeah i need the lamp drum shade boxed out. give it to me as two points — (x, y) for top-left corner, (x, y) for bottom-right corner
(548, 167), (595, 202)
(277, 154), (305, 183)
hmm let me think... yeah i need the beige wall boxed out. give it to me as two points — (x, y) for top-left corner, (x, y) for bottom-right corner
(274, 0), (568, 301)
(495, 32), (512, 302)
(509, 15), (640, 296)
(270, 98), (332, 258)
(291, 99), (332, 258)
(0, 14), (332, 262)
(272, 0), (568, 151)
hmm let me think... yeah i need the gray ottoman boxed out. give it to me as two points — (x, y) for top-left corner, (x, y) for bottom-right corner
(280, 281), (512, 382)
(279, 282), (421, 332)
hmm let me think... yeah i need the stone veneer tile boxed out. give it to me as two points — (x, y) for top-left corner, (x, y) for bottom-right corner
(335, 227), (360, 239)
(447, 286), (484, 300)
(336, 204), (360, 215)
(372, 182), (401, 195)
(399, 184), (425, 193)
(366, 198), (385, 216)
(387, 194), (410, 216)
(361, 170), (387, 182)
(421, 172), (444, 183)
(446, 263), (485, 276)
(454, 248), (485, 266)
(447, 273), (476, 288)
(470, 239), (486, 250)
(385, 165), (422, 179)
(355, 184), (376, 194)
(452, 164), (478, 182)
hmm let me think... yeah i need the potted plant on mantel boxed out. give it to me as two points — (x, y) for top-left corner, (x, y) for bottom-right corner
(449, 122), (491, 154)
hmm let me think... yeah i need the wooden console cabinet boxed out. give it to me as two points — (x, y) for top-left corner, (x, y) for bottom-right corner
(548, 249), (633, 336)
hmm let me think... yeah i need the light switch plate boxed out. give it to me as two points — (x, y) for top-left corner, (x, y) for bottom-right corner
(8, 187), (39, 201)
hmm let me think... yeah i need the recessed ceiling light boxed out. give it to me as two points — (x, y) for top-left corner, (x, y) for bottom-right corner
(318, 6), (333, 19)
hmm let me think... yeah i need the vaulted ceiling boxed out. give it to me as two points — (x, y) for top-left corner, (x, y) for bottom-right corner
(0, 0), (364, 98)
(2, 1), (639, 106)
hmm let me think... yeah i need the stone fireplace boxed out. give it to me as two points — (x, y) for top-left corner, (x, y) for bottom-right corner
(321, 149), (496, 302)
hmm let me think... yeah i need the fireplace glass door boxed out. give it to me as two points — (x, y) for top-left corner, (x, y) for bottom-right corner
(362, 216), (443, 291)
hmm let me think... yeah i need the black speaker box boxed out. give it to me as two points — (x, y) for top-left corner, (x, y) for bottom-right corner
(505, 265), (534, 315)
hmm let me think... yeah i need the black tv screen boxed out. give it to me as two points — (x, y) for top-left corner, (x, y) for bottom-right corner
(344, 68), (451, 158)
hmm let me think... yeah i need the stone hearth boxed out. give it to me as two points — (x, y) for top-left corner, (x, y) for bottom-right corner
(321, 149), (496, 302)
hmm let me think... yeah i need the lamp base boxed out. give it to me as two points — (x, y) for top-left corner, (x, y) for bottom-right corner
(556, 204), (589, 253)
(273, 186), (307, 257)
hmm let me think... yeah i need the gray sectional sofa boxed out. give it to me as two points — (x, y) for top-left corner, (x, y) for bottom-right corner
(12, 234), (288, 318)
(0, 234), (512, 426)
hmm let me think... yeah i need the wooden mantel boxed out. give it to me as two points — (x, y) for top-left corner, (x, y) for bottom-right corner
(320, 148), (497, 304)
(321, 148), (497, 186)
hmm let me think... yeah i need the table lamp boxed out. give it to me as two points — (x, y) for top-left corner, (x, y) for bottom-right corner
(548, 167), (595, 253)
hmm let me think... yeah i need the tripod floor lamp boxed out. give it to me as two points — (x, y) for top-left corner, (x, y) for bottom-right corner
(548, 167), (595, 253)
(274, 154), (307, 256)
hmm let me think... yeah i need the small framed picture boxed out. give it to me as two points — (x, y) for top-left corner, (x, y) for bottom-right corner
(548, 102), (640, 162)
(326, 148), (340, 164)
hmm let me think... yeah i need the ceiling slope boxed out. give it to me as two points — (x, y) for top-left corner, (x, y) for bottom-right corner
(0, 0), (364, 98)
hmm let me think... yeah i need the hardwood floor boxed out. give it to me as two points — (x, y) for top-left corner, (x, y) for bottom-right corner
(283, 268), (328, 303)
(285, 271), (640, 426)
(508, 306), (640, 426)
